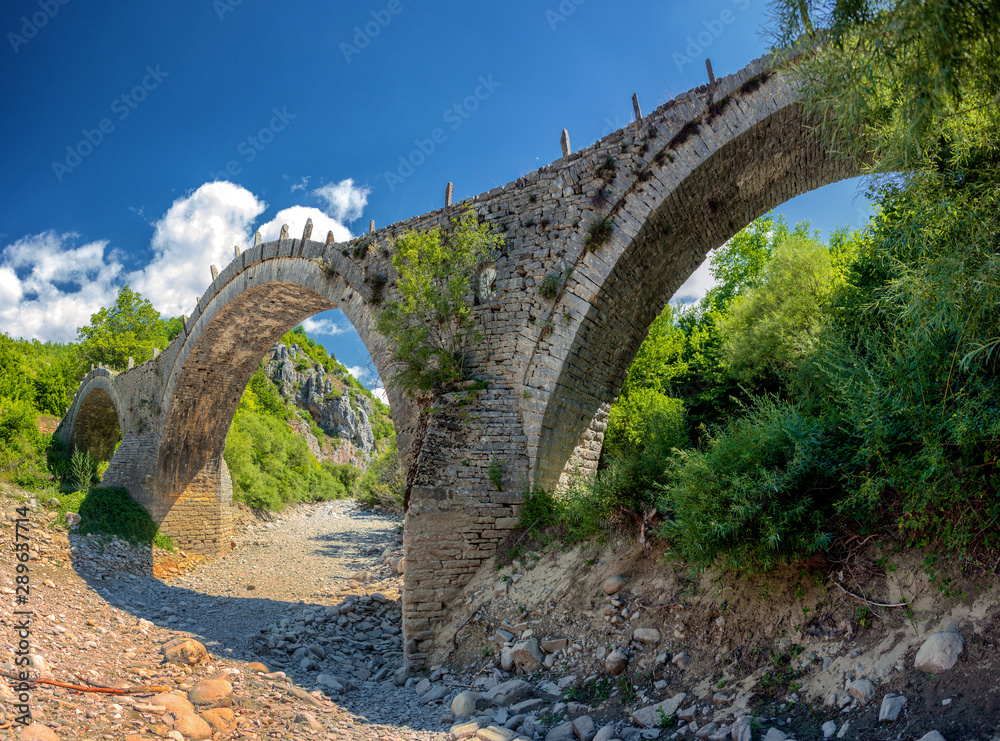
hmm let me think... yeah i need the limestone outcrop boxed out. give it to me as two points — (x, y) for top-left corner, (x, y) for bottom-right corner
(265, 343), (376, 457)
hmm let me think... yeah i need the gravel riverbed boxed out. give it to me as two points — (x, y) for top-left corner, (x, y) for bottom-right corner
(0, 492), (462, 740)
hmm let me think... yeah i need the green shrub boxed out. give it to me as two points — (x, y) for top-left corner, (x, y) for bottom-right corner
(518, 487), (561, 529)
(585, 216), (613, 251)
(52, 486), (171, 547)
(605, 388), (685, 461)
(323, 462), (361, 495)
(375, 207), (504, 395)
(224, 408), (351, 511)
(661, 398), (841, 571)
(69, 449), (100, 491)
(557, 400), (687, 541)
(356, 441), (405, 511)
(0, 399), (52, 489)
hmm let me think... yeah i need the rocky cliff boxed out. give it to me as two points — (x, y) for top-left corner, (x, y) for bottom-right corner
(264, 342), (384, 469)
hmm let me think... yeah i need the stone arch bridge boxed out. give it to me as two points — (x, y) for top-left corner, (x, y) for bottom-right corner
(57, 52), (861, 669)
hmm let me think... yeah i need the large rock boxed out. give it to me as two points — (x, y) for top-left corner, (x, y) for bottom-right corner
(187, 678), (233, 708)
(630, 693), (687, 728)
(500, 646), (514, 672)
(451, 690), (481, 719)
(731, 716), (752, 741)
(879, 694), (907, 722)
(316, 674), (345, 692)
(696, 723), (719, 739)
(916, 733), (946, 741)
(546, 722), (577, 741)
(420, 685), (450, 704)
(483, 679), (531, 706)
(511, 638), (543, 673)
(477, 728), (517, 741)
(450, 722), (480, 740)
(603, 575), (627, 595)
(151, 691), (195, 715)
(593, 725), (617, 741)
(200, 707), (237, 734)
(914, 632), (963, 673)
(605, 648), (629, 676)
(169, 712), (213, 740)
(573, 715), (595, 741)
(541, 638), (568, 653)
(18, 725), (60, 741)
(847, 678), (876, 705)
(633, 628), (661, 645)
(162, 637), (208, 666)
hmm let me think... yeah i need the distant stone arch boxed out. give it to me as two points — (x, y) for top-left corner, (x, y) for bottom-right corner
(135, 237), (419, 552)
(60, 370), (124, 462)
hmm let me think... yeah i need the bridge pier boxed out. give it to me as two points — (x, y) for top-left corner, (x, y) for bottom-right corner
(138, 457), (234, 556)
(402, 486), (522, 669)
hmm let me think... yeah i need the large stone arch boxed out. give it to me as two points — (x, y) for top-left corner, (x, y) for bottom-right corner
(528, 63), (864, 489)
(136, 235), (418, 553)
(57, 369), (125, 462)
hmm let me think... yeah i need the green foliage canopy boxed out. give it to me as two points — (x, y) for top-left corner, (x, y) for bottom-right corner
(719, 234), (840, 382)
(77, 286), (179, 371)
(770, 0), (1000, 175)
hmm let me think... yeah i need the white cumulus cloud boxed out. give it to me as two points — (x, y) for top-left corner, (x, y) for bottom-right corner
(345, 365), (366, 382)
(130, 181), (266, 318)
(2, 178), (365, 342)
(0, 232), (122, 342)
(371, 387), (388, 404)
(313, 179), (370, 223)
(256, 206), (353, 245)
(301, 316), (348, 336)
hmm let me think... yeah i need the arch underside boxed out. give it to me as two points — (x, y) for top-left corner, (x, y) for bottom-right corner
(70, 387), (121, 461)
(536, 102), (862, 488)
(155, 280), (334, 497)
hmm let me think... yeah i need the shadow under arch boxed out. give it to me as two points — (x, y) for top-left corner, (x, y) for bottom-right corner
(535, 100), (864, 489)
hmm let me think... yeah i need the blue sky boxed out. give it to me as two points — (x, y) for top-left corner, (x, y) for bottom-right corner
(0, 0), (873, 394)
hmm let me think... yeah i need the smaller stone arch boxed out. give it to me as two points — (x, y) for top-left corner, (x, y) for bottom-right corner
(57, 370), (125, 462)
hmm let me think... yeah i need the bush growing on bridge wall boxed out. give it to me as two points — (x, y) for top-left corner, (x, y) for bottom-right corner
(376, 206), (504, 395)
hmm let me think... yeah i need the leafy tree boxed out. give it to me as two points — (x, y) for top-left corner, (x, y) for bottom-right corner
(719, 234), (841, 383)
(0, 335), (32, 402)
(769, 0), (1000, 175)
(621, 305), (689, 398)
(605, 388), (686, 461)
(77, 286), (173, 370)
(376, 207), (503, 394)
(32, 361), (75, 416)
(356, 439), (405, 510)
